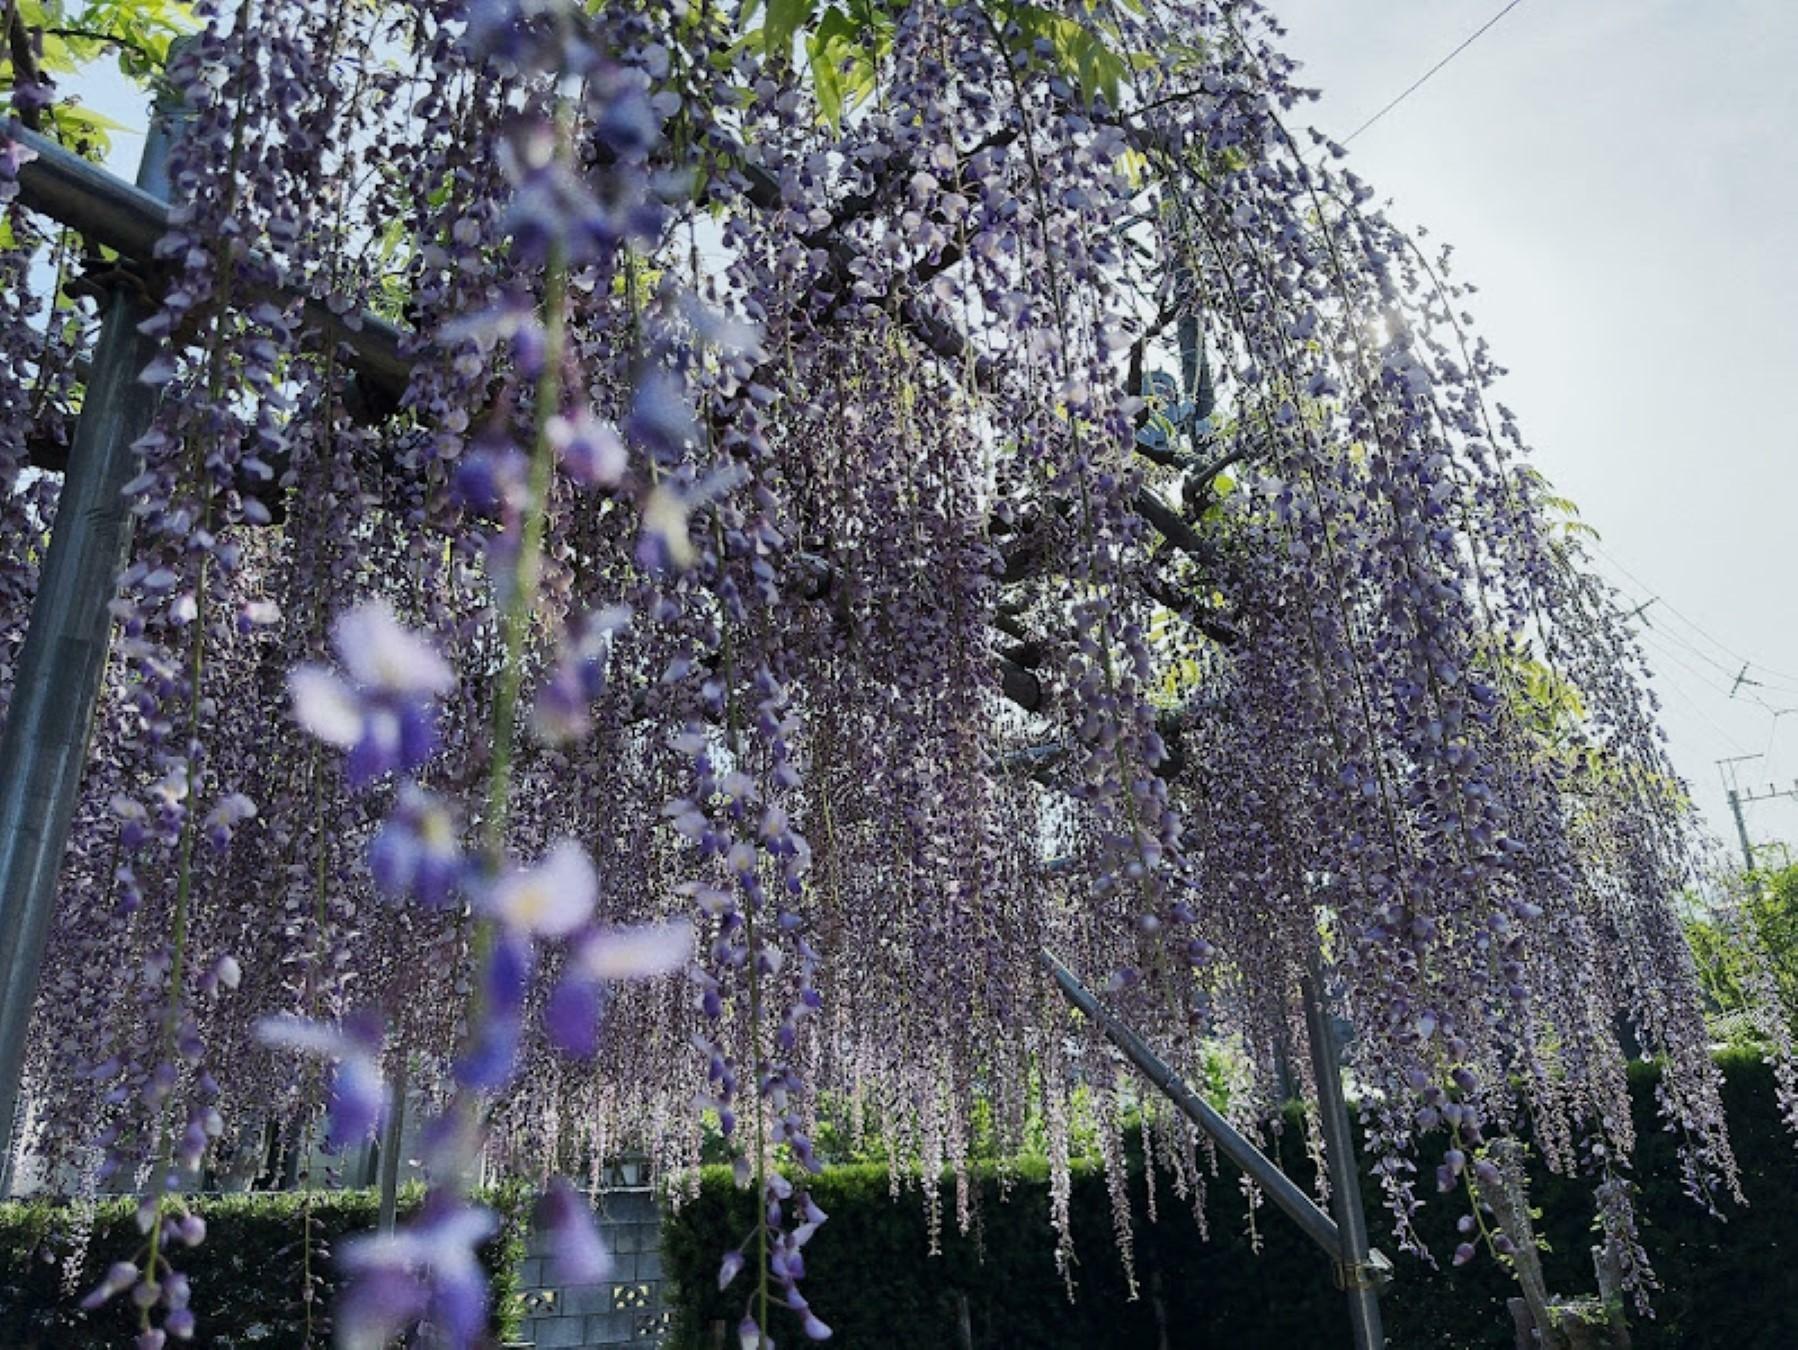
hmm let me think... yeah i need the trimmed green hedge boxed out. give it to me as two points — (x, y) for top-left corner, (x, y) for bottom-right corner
(0, 1183), (530, 1347)
(663, 1052), (1798, 1348)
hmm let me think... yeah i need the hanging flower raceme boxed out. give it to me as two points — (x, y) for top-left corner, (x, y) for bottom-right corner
(6, 0), (1779, 1338)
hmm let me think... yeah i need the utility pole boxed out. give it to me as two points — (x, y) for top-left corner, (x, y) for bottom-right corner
(1729, 781), (1798, 874)
(0, 61), (188, 1184)
(1717, 755), (1764, 873)
(1728, 787), (1756, 872)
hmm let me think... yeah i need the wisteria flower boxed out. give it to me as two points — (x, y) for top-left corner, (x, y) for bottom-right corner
(532, 604), (632, 743)
(548, 408), (628, 488)
(541, 918), (690, 1056)
(254, 1011), (387, 1151)
(338, 1193), (497, 1350)
(0, 134), (39, 204)
(536, 1178), (612, 1284)
(201, 792), (257, 850)
(289, 601), (454, 786)
(624, 369), (697, 463)
(451, 437), (530, 518)
(370, 784), (463, 908)
(499, 116), (659, 265)
(575, 918), (692, 980)
(457, 936), (531, 1090)
(637, 464), (748, 572)
(486, 840), (597, 938)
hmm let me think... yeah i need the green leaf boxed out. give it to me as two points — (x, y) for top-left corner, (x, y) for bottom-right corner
(1001, 3), (1129, 108)
(763, 0), (818, 60)
(807, 5), (883, 128)
(45, 102), (137, 156)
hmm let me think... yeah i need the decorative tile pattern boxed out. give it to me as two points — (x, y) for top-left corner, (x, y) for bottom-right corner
(518, 1190), (666, 1348)
(611, 1282), (652, 1311)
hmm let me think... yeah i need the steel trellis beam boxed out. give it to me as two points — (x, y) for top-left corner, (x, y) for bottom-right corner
(11, 125), (413, 395)
(0, 95), (186, 1179)
(1040, 948), (1388, 1350)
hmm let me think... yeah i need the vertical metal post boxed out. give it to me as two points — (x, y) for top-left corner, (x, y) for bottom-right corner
(377, 1054), (407, 1232)
(0, 72), (186, 1180)
(1302, 949), (1386, 1350)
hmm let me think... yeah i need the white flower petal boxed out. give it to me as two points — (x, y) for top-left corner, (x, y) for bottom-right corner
(492, 840), (596, 939)
(333, 600), (453, 695)
(288, 666), (362, 747)
(254, 1014), (350, 1059)
(580, 919), (692, 981)
(641, 486), (696, 568)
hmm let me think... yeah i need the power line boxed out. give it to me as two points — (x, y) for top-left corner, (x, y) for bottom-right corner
(1336, 0), (1532, 149)
(1591, 543), (1798, 693)
(1638, 633), (1756, 755)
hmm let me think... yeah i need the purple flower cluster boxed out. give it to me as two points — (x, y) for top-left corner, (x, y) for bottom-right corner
(1, 0), (1767, 1338)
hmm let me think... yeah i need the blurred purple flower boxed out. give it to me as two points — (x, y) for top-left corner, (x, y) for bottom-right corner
(537, 1178), (612, 1284)
(591, 70), (661, 162)
(531, 604), (632, 744)
(718, 1249), (744, 1291)
(575, 918), (692, 980)
(201, 792), (257, 850)
(457, 936), (531, 1089)
(254, 1011), (387, 1150)
(79, 1260), (139, 1310)
(487, 840), (597, 939)
(452, 439), (530, 518)
(289, 602), (453, 786)
(499, 117), (657, 266)
(339, 1193), (496, 1350)
(548, 409), (628, 488)
(370, 785), (463, 909)
(637, 464), (748, 572)
(623, 369), (696, 463)
(543, 975), (603, 1057)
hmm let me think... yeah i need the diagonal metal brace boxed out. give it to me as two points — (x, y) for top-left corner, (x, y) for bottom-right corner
(1042, 948), (1389, 1348)
(1039, 948), (1343, 1256)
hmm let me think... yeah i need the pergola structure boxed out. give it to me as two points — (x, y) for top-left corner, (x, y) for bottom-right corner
(0, 55), (1391, 1348)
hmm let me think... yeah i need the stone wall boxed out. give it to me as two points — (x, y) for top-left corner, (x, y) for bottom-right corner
(517, 1187), (669, 1349)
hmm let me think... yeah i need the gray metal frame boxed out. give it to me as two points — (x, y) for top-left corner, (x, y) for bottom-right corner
(1042, 949), (1388, 1349)
(0, 87), (185, 1183)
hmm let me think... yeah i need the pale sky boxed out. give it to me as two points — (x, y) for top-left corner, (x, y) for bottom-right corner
(63, 1), (1798, 855)
(1274, 0), (1798, 857)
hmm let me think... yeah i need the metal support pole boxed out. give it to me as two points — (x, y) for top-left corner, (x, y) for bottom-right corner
(377, 1054), (407, 1233)
(0, 80), (186, 1181)
(1044, 948), (1389, 1350)
(1040, 949), (1343, 1256)
(1302, 950), (1386, 1350)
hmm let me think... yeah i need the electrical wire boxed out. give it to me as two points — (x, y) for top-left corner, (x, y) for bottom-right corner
(1335, 0), (1532, 149)
(1591, 542), (1798, 694)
